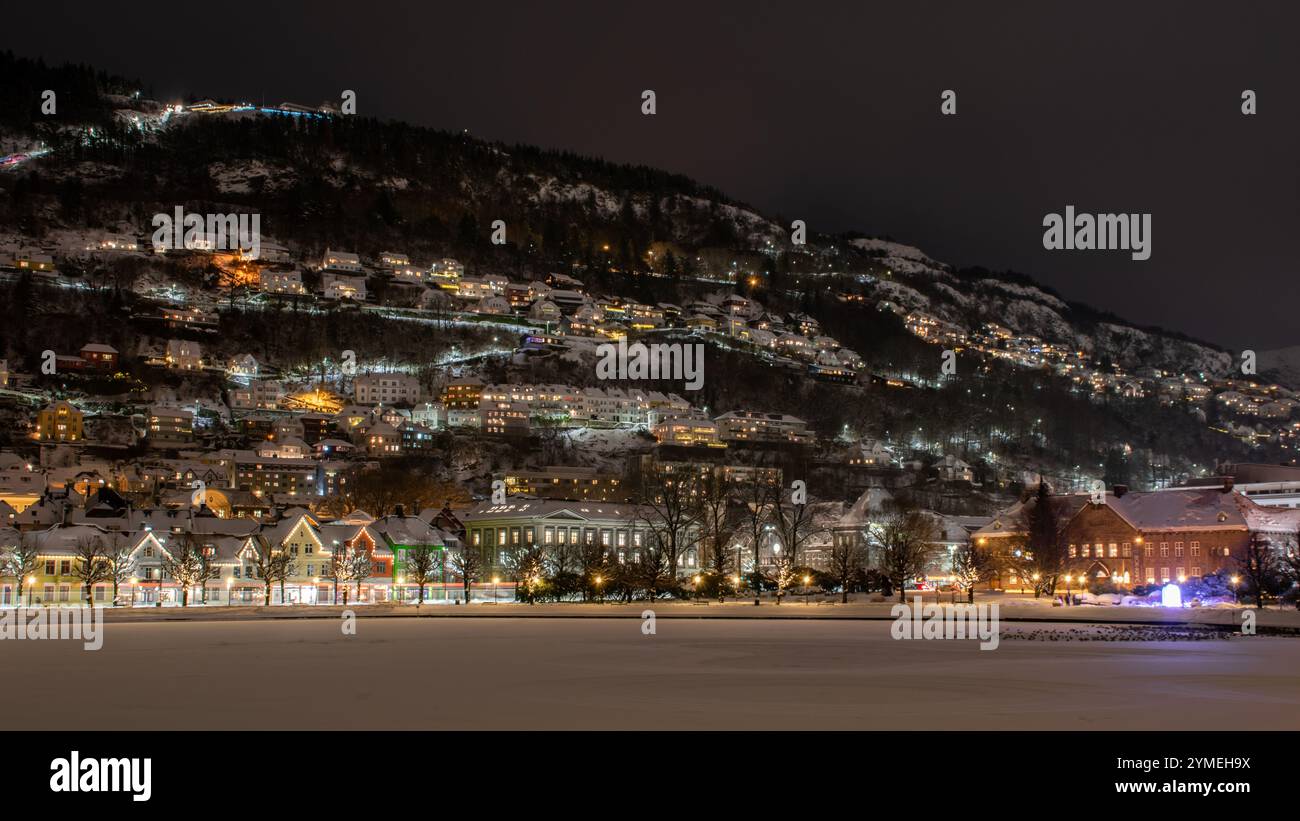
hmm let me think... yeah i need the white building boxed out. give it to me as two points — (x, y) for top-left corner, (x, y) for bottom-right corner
(165, 339), (203, 370)
(354, 373), (421, 405)
(321, 250), (363, 274)
(715, 410), (813, 444)
(229, 380), (285, 411)
(259, 269), (306, 295)
(322, 272), (367, 301)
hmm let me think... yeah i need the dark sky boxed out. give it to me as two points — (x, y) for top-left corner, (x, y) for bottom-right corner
(5, 1), (1297, 350)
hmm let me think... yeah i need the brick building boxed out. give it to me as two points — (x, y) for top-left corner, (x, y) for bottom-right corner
(974, 483), (1300, 589)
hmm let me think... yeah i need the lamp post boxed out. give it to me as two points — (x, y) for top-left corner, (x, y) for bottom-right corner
(492, 576), (499, 605)
(396, 575), (404, 605)
(226, 577), (233, 607)
(693, 574), (702, 601)
(27, 575), (35, 607)
(1231, 574), (1240, 604)
(129, 577), (138, 608)
(593, 574), (603, 604)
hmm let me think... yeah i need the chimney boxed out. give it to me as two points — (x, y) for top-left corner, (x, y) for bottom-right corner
(394, 503), (405, 518)
(1113, 484), (1128, 498)
(1222, 477), (1235, 494)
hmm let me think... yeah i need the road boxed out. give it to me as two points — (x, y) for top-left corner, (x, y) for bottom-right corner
(3, 617), (1298, 730)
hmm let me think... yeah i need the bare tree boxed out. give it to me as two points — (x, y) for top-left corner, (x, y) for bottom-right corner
(160, 534), (216, 607)
(448, 547), (483, 604)
(342, 544), (372, 601)
(770, 552), (798, 604)
(262, 551), (292, 604)
(246, 535), (281, 605)
(71, 536), (111, 606)
(1237, 533), (1281, 609)
(771, 485), (816, 570)
(103, 534), (136, 605)
(950, 541), (994, 603)
(871, 508), (939, 603)
(402, 544), (440, 605)
(1, 534), (44, 605)
(827, 539), (867, 604)
(695, 471), (738, 601)
(324, 544), (346, 605)
(737, 467), (779, 604)
(636, 463), (701, 578)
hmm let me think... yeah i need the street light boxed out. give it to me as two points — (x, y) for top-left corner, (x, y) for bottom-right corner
(1063, 574), (1072, 606)
(1231, 574), (1240, 604)
(226, 577), (233, 607)
(593, 574), (604, 604)
(27, 575), (35, 607)
(803, 574), (811, 605)
(492, 576), (500, 604)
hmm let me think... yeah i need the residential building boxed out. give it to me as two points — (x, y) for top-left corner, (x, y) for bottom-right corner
(165, 339), (203, 370)
(34, 401), (84, 443)
(354, 373), (421, 405)
(715, 410), (813, 444)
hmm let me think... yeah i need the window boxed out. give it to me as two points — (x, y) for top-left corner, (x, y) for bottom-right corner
(1174, 542), (1184, 558)
(1159, 543), (1169, 557)
(1144, 545), (1153, 558)
(1068, 544), (1077, 558)
(1160, 567), (1170, 583)
(1191, 566), (1201, 577)
(45, 560), (55, 575)
(1109, 543), (1118, 558)
(1121, 542), (1131, 558)
(1190, 541), (1200, 556)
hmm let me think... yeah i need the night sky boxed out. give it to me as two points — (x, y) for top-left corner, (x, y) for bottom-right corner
(5, 1), (1297, 350)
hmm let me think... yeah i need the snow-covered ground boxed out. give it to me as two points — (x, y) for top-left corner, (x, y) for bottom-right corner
(2, 617), (1297, 730)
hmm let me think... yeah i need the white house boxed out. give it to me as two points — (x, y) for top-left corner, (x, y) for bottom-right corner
(321, 250), (363, 274)
(165, 339), (203, 370)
